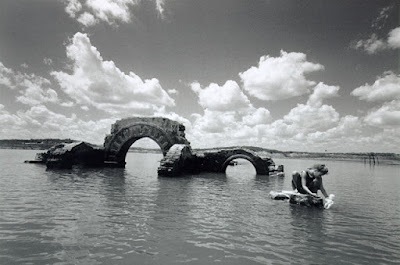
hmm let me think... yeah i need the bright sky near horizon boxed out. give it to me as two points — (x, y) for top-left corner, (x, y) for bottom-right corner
(0, 0), (399, 153)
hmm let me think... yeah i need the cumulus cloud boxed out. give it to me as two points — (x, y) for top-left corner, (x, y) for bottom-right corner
(353, 26), (400, 54)
(352, 71), (400, 129)
(188, 79), (273, 147)
(387, 27), (400, 49)
(86, 0), (134, 25)
(51, 32), (174, 116)
(186, 53), (353, 151)
(242, 107), (271, 126)
(77, 12), (98, 27)
(191, 80), (251, 111)
(261, 82), (341, 142)
(63, 0), (166, 27)
(364, 100), (400, 128)
(0, 61), (58, 106)
(16, 77), (58, 106)
(65, 0), (82, 18)
(351, 71), (400, 102)
(271, 103), (340, 137)
(239, 50), (324, 101)
(0, 104), (114, 144)
(307, 82), (340, 107)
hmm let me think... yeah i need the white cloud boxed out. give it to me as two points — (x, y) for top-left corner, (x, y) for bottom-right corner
(63, 0), (166, 27)
(0, 104), (114, 144)
(86, 0), (134, 25)
(63, 0), (135, 27)
(0, 62), (15, 88)
(43, 58), (53, 66)
(387, 27), (400, 49)
(372, 5), (392, 30)
(0, 61), (58, 106)
(77, 12), (98, 27)
(188, 78), (273, 147)
(364, 100), (400, 128)
(271, 103), (340, 137)
(307, 82), (340, 107)
(191, 80), (251, 111)
(52, 32), (174, 116)
(65, 0), (82, 18)
(16, 77), (58, 106)
(155, 0), (165, 17)
(61, 101), (75, 107)
(351, 71), (400, 135)
(167, 88), (178, 95)
(262, 83), (341, 140)
(191, 110), (237, 134)
(351, 71), (400, 102)
(239, 50), (324, 101)
(353, 26), (400, 54)
(354, 34), (387, 54)
(242, 107), (271, 126)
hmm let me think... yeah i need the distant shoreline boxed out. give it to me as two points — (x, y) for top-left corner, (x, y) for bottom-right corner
(1, 139), (399, 165)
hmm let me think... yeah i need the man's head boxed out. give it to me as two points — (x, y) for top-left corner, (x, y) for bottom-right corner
(311, 164), (328, 177)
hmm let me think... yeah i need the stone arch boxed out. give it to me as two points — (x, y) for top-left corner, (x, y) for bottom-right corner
(221, 154), (258, 172)
(105, 123), (174, 166)
(219, 149), (271, 175)
(103, 117), (189, 167)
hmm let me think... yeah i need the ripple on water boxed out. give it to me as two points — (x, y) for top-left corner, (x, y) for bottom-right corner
(0, 151), (399, 264)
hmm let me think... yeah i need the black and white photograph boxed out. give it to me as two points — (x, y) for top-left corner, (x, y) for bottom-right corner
(0, 1), (399, 264)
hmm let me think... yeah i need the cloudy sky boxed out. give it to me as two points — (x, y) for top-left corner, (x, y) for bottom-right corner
(0, 0), (399, 153)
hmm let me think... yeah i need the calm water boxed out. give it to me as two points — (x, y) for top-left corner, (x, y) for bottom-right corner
(0, 149), (399, 265)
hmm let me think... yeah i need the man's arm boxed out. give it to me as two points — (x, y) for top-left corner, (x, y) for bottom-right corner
(300, 172), (318, 197)
(319, 181), (329, 198)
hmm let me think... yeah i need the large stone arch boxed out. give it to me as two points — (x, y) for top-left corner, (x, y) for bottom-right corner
(104, 117), (190, 167)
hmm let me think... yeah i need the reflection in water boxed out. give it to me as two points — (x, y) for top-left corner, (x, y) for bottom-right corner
(0, 150), (399, 265)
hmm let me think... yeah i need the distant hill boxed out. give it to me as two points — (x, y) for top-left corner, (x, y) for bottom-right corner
(128, 147), (162, 154)
(1, 140), (399, 165)
(192, 146), (400, 165)
(0, 139), (76, 150)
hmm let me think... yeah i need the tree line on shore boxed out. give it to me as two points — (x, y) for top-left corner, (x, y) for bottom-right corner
(1, 139), (399, 164)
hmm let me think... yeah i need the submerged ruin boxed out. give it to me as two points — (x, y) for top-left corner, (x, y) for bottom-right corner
(26, 117), (283, 176)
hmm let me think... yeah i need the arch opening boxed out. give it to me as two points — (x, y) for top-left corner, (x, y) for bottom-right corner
(222, 154), (258, 175)
(125, 137), (163, 175)
(105, 123), (175, 167)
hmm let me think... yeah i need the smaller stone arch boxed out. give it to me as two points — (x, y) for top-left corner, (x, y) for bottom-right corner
(193, 148), (274, 175)
(221, 154), (258, 172)
(219, 150), (271, 175)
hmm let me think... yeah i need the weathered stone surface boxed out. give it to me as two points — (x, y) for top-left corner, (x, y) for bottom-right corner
(157, 144), (193, 176)
(104, 117), (190, 167)
(192, 148), (275, 175)
(30, 117), (282, 175)
(157, 146), (280, 176)
(42, 142), (104, 169)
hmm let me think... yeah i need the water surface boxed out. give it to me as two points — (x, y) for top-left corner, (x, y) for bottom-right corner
(0, 150), (399, 264)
